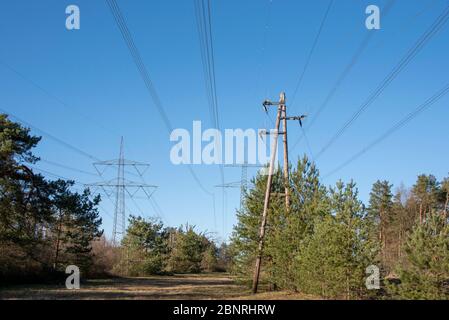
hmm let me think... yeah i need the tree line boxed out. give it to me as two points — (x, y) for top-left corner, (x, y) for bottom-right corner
(0, 114), (227, 283)
(2, 113), (449, 299)
(229, 157), (449, 299)
(0, 114), (103, 283)
(113, 216), (229, 276)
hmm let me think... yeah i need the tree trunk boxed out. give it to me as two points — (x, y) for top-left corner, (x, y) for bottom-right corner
(53, 209), (64, 270)
(398, 222), (402, 260)
(444, 193), (448, 217)
(419, 203), (423, 224)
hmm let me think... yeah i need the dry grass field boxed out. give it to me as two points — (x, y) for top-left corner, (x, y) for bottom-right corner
(0, 273), (316, 300)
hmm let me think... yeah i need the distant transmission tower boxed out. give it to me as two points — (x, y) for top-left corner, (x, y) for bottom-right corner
(86, 137), (157, 245)
(216, 162), (263, 210)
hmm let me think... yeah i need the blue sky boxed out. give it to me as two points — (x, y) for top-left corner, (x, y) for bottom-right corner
(1, 0), (448, 242)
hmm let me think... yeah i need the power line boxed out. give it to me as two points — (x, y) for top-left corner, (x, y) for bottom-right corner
(31, 165), (145, 231)
(0, 57), (166, 183)
(371, 0), (440, 51)
(315, 5), (449, 160)
(28, 165), (87, 186)
(289, 0), (334, 109)
(86, 138), (158, 243)
(323, 83), (449, 179)
(291, 0), (397, 153)
(194, 0), (219, 130)
(0, 61), (122, 140)
(105, 0), (213, 197)
(300, 125), (315, 162)
(105, 0), (172, 131)
(39, 159), (99, 177)
(1, 108), (100, 162)
(254, 0), (274, 99)
(1, 109), (153, 228)
(149, 196), (168, 225)
(193, 0), (225, 236)
(0, 108), (145, 181)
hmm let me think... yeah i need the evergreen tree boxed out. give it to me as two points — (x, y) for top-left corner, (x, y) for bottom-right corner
(228, 166), (283, 283)
(296, 181), (378, 299)
(62, 189), (103, 272)
(267, 156), (328, 290)
(216, 242), (232, 272)
(167, 225), (210, 273)
(0, 114), (54, 276)
(368, 180), (394, 269)
(1, 114), (103, 279)
(118, 216), (169, 276)
(412, 175), (441, 224)
(389, 213), (449, 299)
(201, 245), (218, 272)
(441, 177), (449, 216)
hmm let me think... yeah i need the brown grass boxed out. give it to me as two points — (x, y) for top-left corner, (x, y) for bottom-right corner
(0, 273), (317, 300)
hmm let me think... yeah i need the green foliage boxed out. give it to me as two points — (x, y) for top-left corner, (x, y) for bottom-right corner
(230, 158), (379, 298)
(228, 165), (283, 282)
(0, 114), (40, 164)
(117, 216), (169, 276)
(296, 181), (378, 299)
(3, 113), (449, 299)
(367, 180), (394, 269)
(0, 114), (103, 281)
(201, 245), (218, 272)
(412, 175), (441, 222)
(51, 180), (103, 272)
(216, 243), (232, 272)
(368, 180), (394, 229)
(267, 157), (328, 290)
(441, 178), (449, 215)
(116, 219), (220, 276)
(168, 225), (211, 273)
(388, 214), (449, 299)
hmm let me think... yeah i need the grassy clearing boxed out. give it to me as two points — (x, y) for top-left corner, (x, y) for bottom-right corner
(0, 273), (316, 300)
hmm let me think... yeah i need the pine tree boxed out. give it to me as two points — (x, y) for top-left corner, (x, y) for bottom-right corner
(228, 166), (283, 283)
(1, 114), (103, 279)
(118, 216), (168, 276)
(441, 177), (449, 216)
(0, 114), (54, 277)
(201, 245), (218, 272)
(389, 213), (449, 299)
(368, 180), (394, 269)
(167, 225), (209, 273)
(267, 156), (328, 290)
(62, 189), (103, 272)
(412, 175), (440, 224)
(296, 181), (378, 299)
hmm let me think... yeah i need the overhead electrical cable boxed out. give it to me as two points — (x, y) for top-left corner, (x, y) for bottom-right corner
(315, 5), (449, 160)
(290, 0), (397, 152)
(289, 0), (334, 109)
(105, 0), (213, 196)
(323, 83), (449, 179)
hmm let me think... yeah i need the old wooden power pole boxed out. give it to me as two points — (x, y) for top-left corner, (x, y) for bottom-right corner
(252, 92), (283, 294)
(281, 101), (290, 212)
(252, 92), (306, 294)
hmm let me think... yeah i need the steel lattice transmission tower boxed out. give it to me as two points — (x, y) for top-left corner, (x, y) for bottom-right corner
(215, 162), (263, 210)
(86, 137), (157, 245)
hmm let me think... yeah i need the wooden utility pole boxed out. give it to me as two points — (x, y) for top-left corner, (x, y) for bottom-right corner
(252, 93), (283, 294)
(252, 92), (306, 294)
(281, 100), (290, 212)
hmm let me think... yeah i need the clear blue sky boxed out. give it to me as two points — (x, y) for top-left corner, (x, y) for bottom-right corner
(1, 0), (448, 242)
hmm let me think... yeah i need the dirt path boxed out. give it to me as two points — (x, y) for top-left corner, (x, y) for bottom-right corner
(0, 273), (313, 300)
